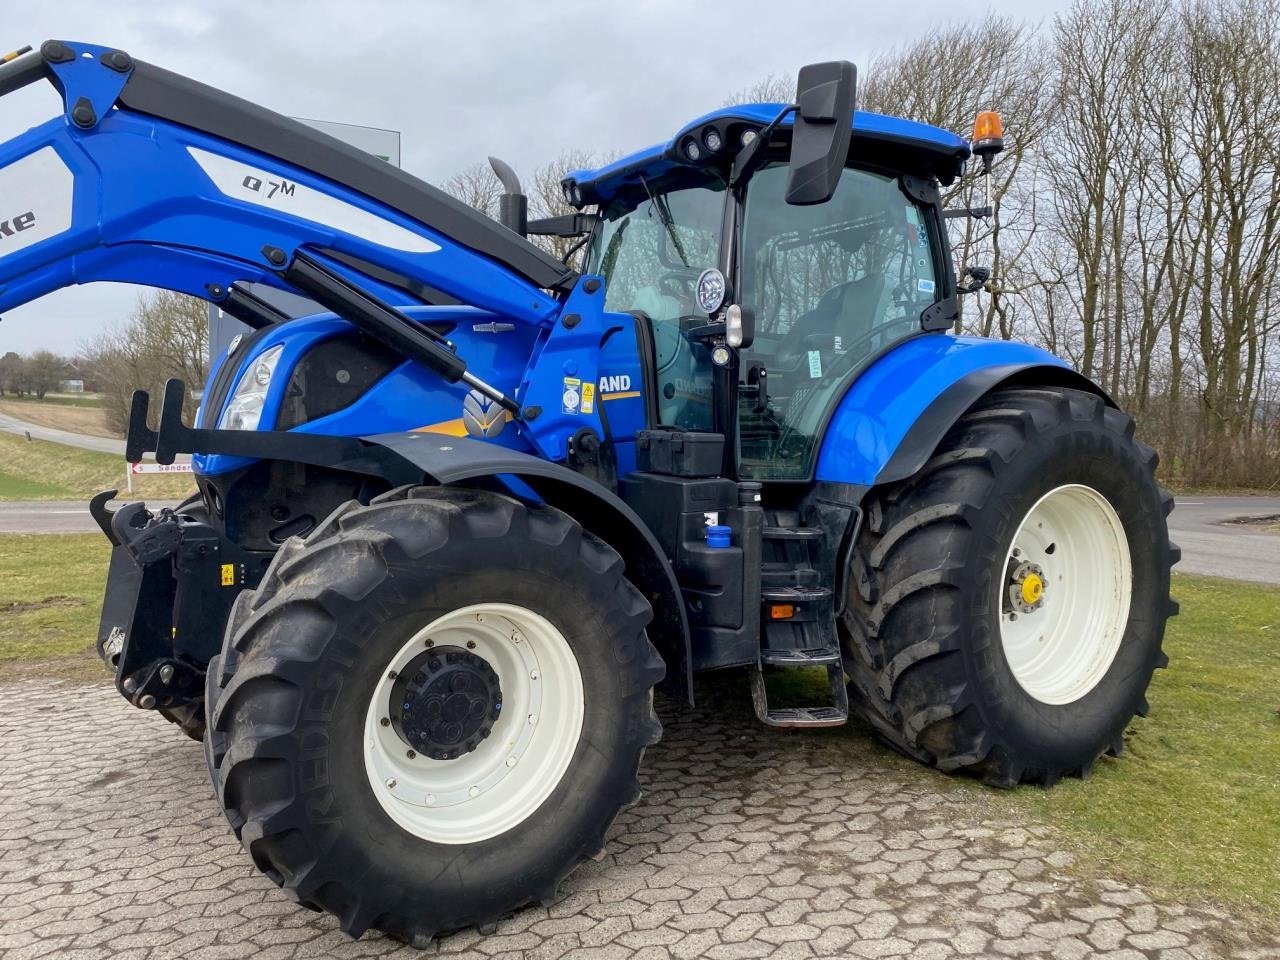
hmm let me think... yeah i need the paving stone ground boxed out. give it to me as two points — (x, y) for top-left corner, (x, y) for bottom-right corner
(1, 676), (1275, 960)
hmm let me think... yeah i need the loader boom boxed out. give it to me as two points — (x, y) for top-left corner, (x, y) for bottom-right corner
(0, 42), (570, 318)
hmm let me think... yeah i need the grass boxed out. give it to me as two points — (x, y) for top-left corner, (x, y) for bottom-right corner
(0, 534), (109, 669)
(999, 572), (1280, 919)
(0, 392), (104, 407)
(0, 432), (195, 501)
(0, 539), (1274, 919)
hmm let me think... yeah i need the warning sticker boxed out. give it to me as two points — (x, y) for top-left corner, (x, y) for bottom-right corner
(807, 350), (822, 379)
(561, 377), (582, 414)
(580, 381), (595, 414)
(220, 563), (236, 587)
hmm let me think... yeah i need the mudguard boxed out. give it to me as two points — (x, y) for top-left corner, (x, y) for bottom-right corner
(815, 335), (1111, 487)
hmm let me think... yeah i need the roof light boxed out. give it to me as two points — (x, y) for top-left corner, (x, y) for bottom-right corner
(702, 126), (722, 152)
(683, 137), (702, 162)
(971, 111), (1005, 156)
(740, 129), (758, 147)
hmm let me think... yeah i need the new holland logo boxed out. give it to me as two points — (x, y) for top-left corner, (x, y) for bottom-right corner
(462, 388), (508, 439)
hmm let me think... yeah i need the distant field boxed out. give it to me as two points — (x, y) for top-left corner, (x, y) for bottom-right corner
(0, 432), (194, 501)
(0, 396), (116, 438)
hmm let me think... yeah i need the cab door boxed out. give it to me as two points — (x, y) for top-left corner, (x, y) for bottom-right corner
(734, 163), (945, 480)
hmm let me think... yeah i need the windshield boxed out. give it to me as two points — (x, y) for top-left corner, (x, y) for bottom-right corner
(586, 180), (725, 429)
(736, 163), (940, 480)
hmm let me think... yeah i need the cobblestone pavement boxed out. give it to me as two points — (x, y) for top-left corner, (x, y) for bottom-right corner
(1, 677), (1275, 960)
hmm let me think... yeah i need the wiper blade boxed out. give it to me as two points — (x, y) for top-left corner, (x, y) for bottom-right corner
(640, 176), (690, 268)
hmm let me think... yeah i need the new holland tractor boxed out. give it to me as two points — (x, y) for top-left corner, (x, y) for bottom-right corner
(0, 41), (1177, 942)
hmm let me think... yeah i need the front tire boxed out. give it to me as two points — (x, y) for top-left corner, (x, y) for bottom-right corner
(842, 386), (1178, 786)
(203, 486), (664, 942)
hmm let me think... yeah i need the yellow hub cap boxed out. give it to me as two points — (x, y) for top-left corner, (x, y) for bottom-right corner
(1020, 572), (1044, 606)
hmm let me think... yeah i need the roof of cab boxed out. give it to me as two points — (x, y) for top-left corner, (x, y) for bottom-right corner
(565, 103), (971, 207)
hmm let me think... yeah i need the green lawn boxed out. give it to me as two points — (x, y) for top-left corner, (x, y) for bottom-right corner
(0, 392), (104, 408)
(0, 432), (194, 501)
(0, 533), (109, 663)
(1001, 573), (1280, 918)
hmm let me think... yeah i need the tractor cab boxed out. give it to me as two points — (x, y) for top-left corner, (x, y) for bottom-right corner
(565, 85), (970, 482)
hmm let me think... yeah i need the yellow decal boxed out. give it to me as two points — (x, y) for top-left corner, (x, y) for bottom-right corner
(601, 390), (642, 401)
(221, 563), (236, 587)
(412, 418), (470, 437)
(581, 382), (595, 414)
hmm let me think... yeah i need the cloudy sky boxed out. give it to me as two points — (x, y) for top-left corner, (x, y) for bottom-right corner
(0, 0), (1057, 355)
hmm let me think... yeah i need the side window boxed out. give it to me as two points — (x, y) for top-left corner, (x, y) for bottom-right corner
(589, 183), (724, 429)
(737, 165), (939, 479)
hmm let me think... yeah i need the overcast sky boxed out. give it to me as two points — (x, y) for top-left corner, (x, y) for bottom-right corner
(0, 0), (1059, 355)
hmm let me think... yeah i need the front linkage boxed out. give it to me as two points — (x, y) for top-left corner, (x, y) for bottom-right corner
(92, 491), (266, 736)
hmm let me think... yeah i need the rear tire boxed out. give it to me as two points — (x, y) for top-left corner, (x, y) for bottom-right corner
(203, 485), (664, 942)
(841, 386), (1178, 786)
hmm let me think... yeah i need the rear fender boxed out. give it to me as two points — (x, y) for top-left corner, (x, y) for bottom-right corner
(815, 335), (1111, 487)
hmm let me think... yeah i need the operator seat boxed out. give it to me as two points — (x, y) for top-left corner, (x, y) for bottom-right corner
(775, 272), (886, 372)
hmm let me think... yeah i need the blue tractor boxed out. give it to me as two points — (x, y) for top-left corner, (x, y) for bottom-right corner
(0, 42), (1176, 942)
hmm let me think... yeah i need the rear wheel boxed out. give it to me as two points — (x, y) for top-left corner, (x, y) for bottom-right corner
(841, 386), (1178, 786)
(204, 486), (664, 942)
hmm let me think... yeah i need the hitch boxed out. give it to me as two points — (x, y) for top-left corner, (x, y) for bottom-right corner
(95, 494), (265, 714)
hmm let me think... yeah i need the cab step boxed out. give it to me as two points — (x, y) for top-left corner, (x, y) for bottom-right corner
(749, 660), (849, 728)
(760, 645), (842, 667)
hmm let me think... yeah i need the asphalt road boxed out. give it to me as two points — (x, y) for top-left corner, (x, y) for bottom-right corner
(0, 500), (181, 534)
(0, 410), (126, 455)
(1168, 496), (1280, 584)
(4, 496), (1278, 586)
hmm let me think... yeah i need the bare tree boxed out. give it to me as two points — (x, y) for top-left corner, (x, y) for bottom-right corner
(82, 290), (209, 436)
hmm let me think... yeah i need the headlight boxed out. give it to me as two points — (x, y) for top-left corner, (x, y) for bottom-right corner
(217, 344), (283, 431)
(702, 126), (722, 152)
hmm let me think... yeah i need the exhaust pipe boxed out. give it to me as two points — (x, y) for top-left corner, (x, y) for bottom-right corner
(488, 156), (527, 237)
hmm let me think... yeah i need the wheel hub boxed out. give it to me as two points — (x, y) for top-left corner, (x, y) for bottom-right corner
(390, 646), (502, 760)
(1007, 560), (1048, 614)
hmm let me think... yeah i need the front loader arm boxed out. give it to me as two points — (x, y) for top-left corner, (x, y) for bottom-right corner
(0, 40), (568, 325)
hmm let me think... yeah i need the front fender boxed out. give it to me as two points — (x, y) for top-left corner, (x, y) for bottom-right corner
(815, 335), (1109, 487)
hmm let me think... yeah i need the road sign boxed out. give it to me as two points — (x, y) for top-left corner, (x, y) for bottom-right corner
(129, 462), (194, 475)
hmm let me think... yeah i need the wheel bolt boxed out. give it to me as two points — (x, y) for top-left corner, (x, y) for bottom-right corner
(424, 638), (434, 648)
(407, 750), (416, 759)
(388, 670), (398, 680)
(469, 785), (480, 798)
(385, 778), (397, 790)
(506, 756), (517, 768)
(380, 717), (390, 727)
(466, 640), (476, 649)
(1010, 613), (1018, 621)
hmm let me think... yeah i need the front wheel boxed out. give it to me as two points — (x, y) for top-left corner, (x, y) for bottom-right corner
(842, 386), (1178, 786)
(204, 486), (664, 943)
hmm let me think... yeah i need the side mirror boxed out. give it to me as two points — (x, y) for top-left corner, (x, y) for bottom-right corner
(958, 265), (992, 295)
(785, 61), (856, 206)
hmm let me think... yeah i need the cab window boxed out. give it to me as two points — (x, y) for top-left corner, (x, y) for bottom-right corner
(737, 163), (939, 479)
(587, 181), (724, 430)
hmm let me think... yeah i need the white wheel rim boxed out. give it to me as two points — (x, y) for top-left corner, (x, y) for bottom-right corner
(363, 603), (584, 844)
(998, 484), (1132, 705)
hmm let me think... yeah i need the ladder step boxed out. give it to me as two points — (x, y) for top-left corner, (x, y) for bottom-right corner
(749, 661), (849, 729)
(762, 706), (847, 728)
(761, 646), (841, 667)
(762, 525), (823, 541)
(762, 586), (831, 602)
(761, 562), (820, 589)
